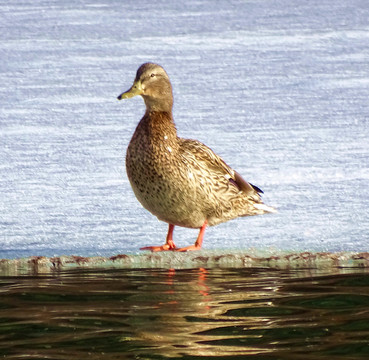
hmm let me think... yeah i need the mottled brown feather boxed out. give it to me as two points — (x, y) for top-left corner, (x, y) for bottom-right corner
(120, 63), (275, 230)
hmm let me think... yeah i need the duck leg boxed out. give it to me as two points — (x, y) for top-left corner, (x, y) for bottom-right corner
(140, 224), (177, 252)
(175, 220), (208, 252)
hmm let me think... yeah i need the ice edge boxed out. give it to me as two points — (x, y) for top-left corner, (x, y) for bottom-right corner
(1, 250), (369, 275)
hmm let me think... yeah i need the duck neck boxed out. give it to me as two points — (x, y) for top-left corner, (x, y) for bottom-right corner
(139, 110), (178, 145)
(143, 94), (173, 113)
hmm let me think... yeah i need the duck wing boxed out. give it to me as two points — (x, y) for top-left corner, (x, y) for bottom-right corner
(179, 138), (262, 198)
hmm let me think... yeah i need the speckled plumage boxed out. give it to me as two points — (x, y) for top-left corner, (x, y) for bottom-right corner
(118, 63), (275, 251)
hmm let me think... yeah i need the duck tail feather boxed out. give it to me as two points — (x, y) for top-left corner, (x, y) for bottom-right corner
(253, 203), (277, 214)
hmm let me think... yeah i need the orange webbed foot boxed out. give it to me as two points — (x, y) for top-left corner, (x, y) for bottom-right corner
(140, 224), (176, 252)
(174, 244), (202, 252)
(140, 242), (176, 252)
(174, 220), (207, 252)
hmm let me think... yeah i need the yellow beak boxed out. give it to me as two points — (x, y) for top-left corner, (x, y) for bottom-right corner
(117, 80), (143, 100)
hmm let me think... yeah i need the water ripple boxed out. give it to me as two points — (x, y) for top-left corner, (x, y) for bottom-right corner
(0, 268), (369, 359)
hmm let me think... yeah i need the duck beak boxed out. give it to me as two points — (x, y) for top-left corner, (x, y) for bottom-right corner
(117, 80), (143, 100)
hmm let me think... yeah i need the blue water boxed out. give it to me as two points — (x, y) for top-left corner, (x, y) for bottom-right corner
(1, 0), (369, 259)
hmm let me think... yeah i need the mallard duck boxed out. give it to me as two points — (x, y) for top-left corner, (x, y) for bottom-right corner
(118, 63), (275, 252)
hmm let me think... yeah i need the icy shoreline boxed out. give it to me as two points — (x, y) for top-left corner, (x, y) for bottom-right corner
(1, 250), (369, 275)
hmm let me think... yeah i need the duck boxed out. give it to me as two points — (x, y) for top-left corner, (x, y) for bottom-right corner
(117, 62), (275, 252)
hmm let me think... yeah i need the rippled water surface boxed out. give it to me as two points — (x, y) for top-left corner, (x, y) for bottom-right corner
(1, 267), (369, 359)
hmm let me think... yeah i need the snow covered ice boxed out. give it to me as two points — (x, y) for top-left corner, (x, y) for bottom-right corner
(0, 0), (368, 259)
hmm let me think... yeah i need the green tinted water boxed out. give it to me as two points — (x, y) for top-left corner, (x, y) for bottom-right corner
(1, 268), (368, 359)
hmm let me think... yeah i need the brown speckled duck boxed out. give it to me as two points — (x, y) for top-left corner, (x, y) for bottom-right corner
(118, 63), (275, 252)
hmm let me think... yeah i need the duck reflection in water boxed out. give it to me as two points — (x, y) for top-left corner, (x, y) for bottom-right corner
(122, 267), (275, 357)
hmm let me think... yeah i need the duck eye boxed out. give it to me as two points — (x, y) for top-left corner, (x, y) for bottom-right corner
(150, 73), (156, 78)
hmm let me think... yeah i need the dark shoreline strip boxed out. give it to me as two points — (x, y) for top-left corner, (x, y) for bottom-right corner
(1, 250), (369, 275)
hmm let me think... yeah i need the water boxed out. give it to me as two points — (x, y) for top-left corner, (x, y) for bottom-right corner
(0, 0), (368, 259)
(0, 267), (368, 359)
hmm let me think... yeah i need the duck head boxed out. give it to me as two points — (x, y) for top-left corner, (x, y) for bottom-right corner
(118, 63), (173, 113)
